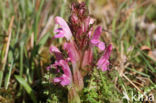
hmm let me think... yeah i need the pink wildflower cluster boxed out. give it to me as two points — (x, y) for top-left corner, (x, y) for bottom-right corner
(47, 2), (112, 93)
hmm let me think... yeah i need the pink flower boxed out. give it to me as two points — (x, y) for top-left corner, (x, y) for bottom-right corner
(53, 60), (72, 86)
(97, 44), (112, 71)
(54, 16), (72, 41)
(48, 45), (72, 86)
(49, 45), (63, 61)
(90, 26), (105, 50)
(64, 41), (80, 63)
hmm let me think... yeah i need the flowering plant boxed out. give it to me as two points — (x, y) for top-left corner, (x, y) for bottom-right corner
(47, 2), (112, 103)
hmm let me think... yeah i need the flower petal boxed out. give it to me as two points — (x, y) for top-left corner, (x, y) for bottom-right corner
(59, 60), (72, 78)
(64, 41), (80, 63)
(60, 74), (71, 86)
(54, 77), (62, 83)
(97, 44), (112, 71)
(90, 26), (105, 50)
(55, 16), (72, 41)
(53, 60), (72, 86)
(98, 41), (105, 51)
(49, 45), (63, 61)
(53, 33), (65, 38)
(92, 26), (102, 40)
(53, 74), (71, 86)
(53, 28), (65, 38)
(97, 60), (109, 71)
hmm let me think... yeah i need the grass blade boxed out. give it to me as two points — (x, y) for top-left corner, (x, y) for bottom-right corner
(0, 16), (14, 87)
(4, 51), (14, 89)
(20, 42), (24, 77)
(15, 75), (37, 103)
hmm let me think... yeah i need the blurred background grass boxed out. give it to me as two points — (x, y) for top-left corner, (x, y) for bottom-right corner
(0, 0), (156, 103)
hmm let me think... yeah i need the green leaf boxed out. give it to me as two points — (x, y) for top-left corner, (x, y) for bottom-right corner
(15, 75), (37, 103)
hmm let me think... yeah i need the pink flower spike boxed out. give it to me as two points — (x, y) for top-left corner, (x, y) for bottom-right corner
(64, 41), (80, 63)
(49, 45), (63, 61)
(97, 44), (112, 71)
(53, 60), (72, 86)
(90, 26), (105, 50)
(54, 16), (72, 41)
